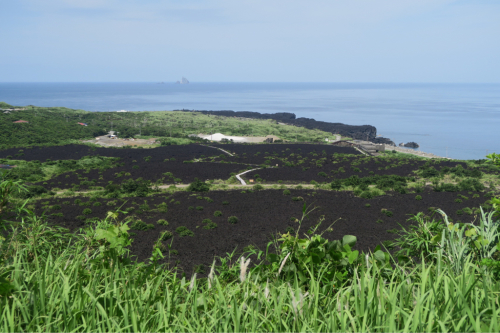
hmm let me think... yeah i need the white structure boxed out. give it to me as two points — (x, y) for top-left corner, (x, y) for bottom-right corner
(116, 110), (128, 112)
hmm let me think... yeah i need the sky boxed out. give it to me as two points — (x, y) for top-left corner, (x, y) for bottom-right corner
(0, 0), (499, 83)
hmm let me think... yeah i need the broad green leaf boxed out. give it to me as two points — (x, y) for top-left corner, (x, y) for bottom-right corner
(348, 250), (359, 264)
(431, 234), (441, 245)
(267, 253), (279, 263)
(342, 235), (357, 248)
(374, 250), (386, 264)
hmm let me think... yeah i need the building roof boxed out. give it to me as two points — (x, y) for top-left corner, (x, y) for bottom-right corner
(13, 120), (29, 123)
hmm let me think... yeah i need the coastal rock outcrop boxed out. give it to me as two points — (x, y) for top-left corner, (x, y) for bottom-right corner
(403, 142), (419, 148)
(185, 110), (391, 143)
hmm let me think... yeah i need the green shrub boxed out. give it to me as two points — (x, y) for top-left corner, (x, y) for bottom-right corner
(330, 180), (342, 190)
(157, 219), (169, 226)
(132, 165), (139, 169)
(202, 219), (218, 229)
(283, 189), (291, 195)
(188, 206), (194, 210)
(196, 206), (203, 211)
(155, 202), (168, 213)
(213, 210), (222, 217)
(187, 178), (210, 192)
(106, 200), (117, 206)
(456, 209), (463, 215)
(222, 201), (229, 205)
(62, 201), (70, 205)
(462, 207), (473, 215)
(228, 216), (239, 224)
(74, 199), (82, 205)
(51, 213), (63, 217)
(159, 230), (173, 241)
(318, 172), (327, 177)
(365, 204), (371, 208)
(292, 196), (304, 201)
(131, 219), (155, 231)
(376, 219), (384, 224)
(176, 226), (194, 237)
(285, 226), (294, 234)
(381, 209), (393, 217)
(82, 208), (92, 215)
(93, 202), (102, 207)
(51, 204), (61, 210)
(253, 184), (264, 191)
(455, 199), (463, 203)
(415, 195), (422, 200)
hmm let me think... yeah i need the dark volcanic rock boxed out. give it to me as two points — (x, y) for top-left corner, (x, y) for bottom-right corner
(187, 110), (384, 142)
(372, 137), (395, 146)
(404, 142), (420, 148)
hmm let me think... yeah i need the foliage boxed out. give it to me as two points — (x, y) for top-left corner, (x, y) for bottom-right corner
(187, 178), (211, 192)
(228, 216), (239, 224)
(175, 226), (194, 237)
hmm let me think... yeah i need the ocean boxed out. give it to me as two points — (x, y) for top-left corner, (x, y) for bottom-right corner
(0, 82), (499, 160)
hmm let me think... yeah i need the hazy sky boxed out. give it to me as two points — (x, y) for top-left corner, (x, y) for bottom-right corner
(1, 0), (499, 82)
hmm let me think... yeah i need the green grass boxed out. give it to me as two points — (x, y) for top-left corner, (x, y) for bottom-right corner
(1, 214), (500, 332)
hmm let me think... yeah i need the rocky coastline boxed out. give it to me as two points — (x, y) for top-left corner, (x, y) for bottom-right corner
(182, 110), (396, 145)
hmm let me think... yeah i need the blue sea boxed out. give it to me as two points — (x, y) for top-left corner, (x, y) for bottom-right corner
(1, 82), (499, 160)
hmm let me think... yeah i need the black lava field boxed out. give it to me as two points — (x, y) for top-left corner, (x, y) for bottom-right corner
(34, 189), (489, 275)
(3, 143), (497, 276)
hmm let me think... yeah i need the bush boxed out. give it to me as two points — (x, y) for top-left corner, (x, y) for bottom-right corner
(222, 201), (229, 205)
(330, 180), (342, 190)
(196, 206), (203, 211)
(365, 204), (371, 208)
(159, 230), (173, 241)
(228, 216), (239, 224)
(202, 219), (218, 229)
(157, 219), (169, 226)
(213, 210), (222, 217)
(187, 178), (210, 192)
(82, 208), (92, 215)
(415, 195), (422, 200)
(130, 219), (155, 231)
(292, 196), (304, 201)
(188, 206), (194, 210)
(253, 184), (264, 191)
(51, 204), (61, 210)
(381, 209), (393, 217)
(283, 189), (291, 195)
(93, 202), (102, 207)
(176, 226), (194, 237)
(318, 172), (327, 177)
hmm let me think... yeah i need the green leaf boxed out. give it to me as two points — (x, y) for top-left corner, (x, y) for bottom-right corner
(342, 235), (357, 248)
(431, 234), (441, 245)
(267, 253), (279, 263)
(311, 253), (321, 264)
(465, 229), (476, 237)
(374, 250), (386, 264)
(348, 250), (359, 264)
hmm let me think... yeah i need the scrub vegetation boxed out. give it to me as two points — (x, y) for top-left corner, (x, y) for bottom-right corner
(0, 104), (337, 149)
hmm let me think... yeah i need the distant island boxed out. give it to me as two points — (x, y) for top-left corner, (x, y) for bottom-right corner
(175, 77), (189, 84)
